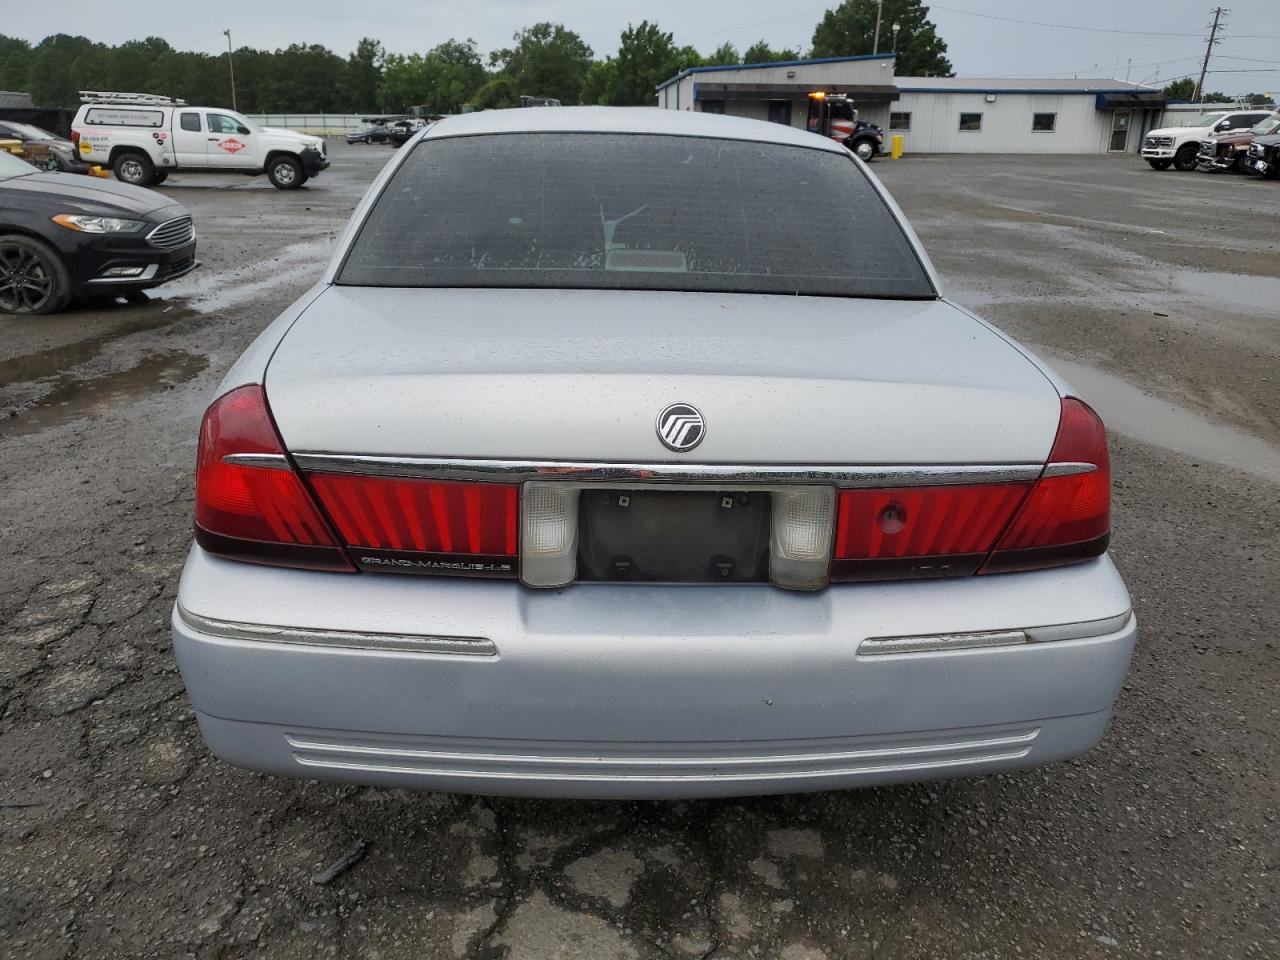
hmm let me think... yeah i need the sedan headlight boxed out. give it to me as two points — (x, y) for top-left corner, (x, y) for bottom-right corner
(52, 214), (146, 234)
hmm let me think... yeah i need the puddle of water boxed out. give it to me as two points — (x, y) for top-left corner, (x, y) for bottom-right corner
(1051, 357), (1280, 483)
(0, 306), (191, 387)
(0, 350), (207, 439)
(1171, 271), (1280, 313)
(158, 237), (334, 313)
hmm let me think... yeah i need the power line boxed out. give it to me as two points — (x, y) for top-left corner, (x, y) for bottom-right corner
(928, 4), (1209, 37)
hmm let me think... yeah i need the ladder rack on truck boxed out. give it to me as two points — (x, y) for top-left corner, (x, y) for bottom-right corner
(79, 91), (187, 106)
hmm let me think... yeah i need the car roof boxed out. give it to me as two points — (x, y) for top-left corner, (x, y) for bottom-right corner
(423, 106), (845, 152)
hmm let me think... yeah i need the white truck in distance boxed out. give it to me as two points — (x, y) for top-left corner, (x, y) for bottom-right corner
(1141, 108), (1276, 171)
(71, 92), (328, 190)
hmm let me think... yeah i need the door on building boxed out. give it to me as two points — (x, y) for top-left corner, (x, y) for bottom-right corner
(1109, 110), (1132, 152)
(767, 101), (792, 126)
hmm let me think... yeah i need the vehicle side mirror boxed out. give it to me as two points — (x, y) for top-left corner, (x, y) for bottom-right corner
(237, 125), (251, 135)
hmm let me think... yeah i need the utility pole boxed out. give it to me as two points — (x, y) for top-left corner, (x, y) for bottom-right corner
(873, 0), (884, 55)
(1194, 7), (1225, 102)
(223, 29), (238, 111)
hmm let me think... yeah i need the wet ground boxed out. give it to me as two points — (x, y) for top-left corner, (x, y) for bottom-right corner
(1, 145), (1277, 959)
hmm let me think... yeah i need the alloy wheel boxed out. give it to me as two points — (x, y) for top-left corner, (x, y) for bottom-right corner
(0, 242), (54, 313)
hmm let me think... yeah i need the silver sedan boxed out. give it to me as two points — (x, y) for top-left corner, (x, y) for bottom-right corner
(172, 108), (1135, 799)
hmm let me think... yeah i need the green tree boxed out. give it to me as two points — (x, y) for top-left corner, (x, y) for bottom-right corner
(1243, 92), (1276, 106)
(811, 0), (952, 76)
(580, 58), (618, 105)
(347, 38), (384, 112)
(1162, 78), (1195, 100)
(703, 42), (741, 67)
(742, 40), (802, 63)
(379, 39), (485, 113)
(613, 21), (682, 105)
(472, 76), (519, 110)
(490, 23), (593, 104)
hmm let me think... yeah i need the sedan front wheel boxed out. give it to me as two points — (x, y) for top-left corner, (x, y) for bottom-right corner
(0, 234), (71, 316)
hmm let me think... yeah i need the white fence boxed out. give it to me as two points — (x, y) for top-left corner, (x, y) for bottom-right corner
(247, 113), (366, 135)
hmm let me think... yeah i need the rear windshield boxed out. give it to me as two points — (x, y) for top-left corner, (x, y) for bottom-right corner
(338, 132), (935, 299)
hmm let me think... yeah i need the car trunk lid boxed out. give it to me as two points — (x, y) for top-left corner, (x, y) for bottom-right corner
(265, 286), (1060, 465)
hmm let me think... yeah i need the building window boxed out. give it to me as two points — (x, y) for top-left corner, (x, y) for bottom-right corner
(958, 113), (982, 132)
(1032, 112), (1056, 132)
(701, 99), (725, 115)
(767, 101), (792, 126)
(889, 111), (911, 131)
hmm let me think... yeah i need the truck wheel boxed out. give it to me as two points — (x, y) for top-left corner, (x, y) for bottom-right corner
(113, 151), (155, 186)
(1173, 145), (1199, 172)
(0, 234), (72, 315)
(1147, 159), (1173, 170)
(851, 139), (876, 162)
(153, 171), (169, 184)
(267, 155), (303, 190)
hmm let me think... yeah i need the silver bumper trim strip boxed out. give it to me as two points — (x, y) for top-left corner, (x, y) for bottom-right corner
(861, 611), (1132, 655)
(176, 605), (497, 657)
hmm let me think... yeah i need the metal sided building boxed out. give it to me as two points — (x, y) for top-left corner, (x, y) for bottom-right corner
(657, 56), (1166, 155)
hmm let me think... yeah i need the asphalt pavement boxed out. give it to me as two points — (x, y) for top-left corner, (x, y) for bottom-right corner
(1, 142), (1277, 959)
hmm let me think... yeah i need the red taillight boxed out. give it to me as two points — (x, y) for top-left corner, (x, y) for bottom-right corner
(194, 385), (352, 571)
(983, 397), (1110, 573)
(832, 483), (1032, 580)
(308, 474), (519, 560)
(831, 397), (1110, 581)
(70, 129), (80, 146)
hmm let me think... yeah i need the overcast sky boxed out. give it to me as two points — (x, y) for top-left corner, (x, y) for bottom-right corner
(7, 1), (1279, 94)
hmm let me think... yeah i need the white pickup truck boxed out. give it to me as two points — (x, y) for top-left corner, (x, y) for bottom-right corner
(71, 92), (328, 190)
(1141, 108), (1276, 171)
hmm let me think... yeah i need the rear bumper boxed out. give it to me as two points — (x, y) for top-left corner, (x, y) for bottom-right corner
(173, 548), (1136, 799)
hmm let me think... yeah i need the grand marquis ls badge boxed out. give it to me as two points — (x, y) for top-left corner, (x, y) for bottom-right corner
(656, 402), (705, 452)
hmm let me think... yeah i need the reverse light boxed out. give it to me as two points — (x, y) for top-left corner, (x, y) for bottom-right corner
(52, 214), (146, 233)
(521, 483), (579, 587)
(194, 385), (351, 571)
(769, 488), (835, 590)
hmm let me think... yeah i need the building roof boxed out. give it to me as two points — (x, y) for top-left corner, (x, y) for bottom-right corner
(895, 77), (1158, 94)
(0, 91), (36, 109)
(657, 53), (897, 91)
(424, 106), (846, 151)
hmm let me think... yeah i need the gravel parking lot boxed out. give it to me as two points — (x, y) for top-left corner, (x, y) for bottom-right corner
(2, 143), (1277, 960)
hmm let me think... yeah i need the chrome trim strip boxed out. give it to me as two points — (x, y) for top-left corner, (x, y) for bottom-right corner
(291, 454), (1044, 488)
(222, 452), (291, 470)
(1026, 611), (1133, 644)
(1042, 461), (1097, 478)
(289, 748), (1035, 783)
(176, 606), (497, 657)
(285, 727), (1039, 768)
(860, 611), (1133, 656)
(861, 630), (1030, 655)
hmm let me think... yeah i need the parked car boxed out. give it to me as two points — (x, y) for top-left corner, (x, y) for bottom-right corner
(172, 108), (1134, 800)
(1141, 109), (1274, 170)
(72, 91), (328, 190)
(1197, 112), (1280, 172)
(1246, 131), (1280, 178)
(346, 122), (390, 145)
(0, 149), (196, 315)
(388, 118), (428, 148)
(0, 120), (92, 174)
